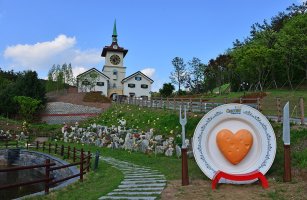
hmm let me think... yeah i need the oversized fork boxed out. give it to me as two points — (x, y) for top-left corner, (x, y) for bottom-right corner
(180, 105), (187, 149)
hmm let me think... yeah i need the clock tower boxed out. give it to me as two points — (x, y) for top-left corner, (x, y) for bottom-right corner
(101, 20), (128, 98)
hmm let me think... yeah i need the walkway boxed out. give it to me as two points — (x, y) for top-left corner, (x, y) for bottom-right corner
(99, 157), (166, 200)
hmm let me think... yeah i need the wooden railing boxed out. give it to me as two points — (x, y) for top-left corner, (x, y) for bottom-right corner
(0, 140), (20, 148)
(0, 143), (91, 195)
(117, 96), (305, 124)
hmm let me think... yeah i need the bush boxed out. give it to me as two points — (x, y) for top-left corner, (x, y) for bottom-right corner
(14, 96), (42, 122)
(83, 92), (111, 103)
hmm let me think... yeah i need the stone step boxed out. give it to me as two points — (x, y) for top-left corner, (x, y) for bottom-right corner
(118, 183), (166, 188)
(121, 180), (166, 184)
(125, 175), (164, 178)
(114, 187), (164, 192)
(99, 196), (156, 200)
(124, 172), (159, 176)
(124, 178), (165, 181)
(108, 191), (161, 195)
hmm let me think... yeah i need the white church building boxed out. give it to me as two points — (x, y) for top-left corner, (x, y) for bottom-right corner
(77, 21), (154, 100)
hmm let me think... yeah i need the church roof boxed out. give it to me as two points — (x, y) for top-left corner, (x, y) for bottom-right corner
(121, 71), (154, 83)
(101, 45), (128, 57)
(76, 68), (110, 79)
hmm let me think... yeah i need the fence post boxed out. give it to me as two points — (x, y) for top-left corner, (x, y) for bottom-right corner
(80, 149), (84, 182)
(68, 146), (70, 159)
(48, 143), (51, 153)
(61, 145), (64, 156)
(240, 98), (243, 104)
(16, 141), (18, 148)
(277, 98), (281, 122)
(26, 141), (29, 150)
(87, 151), (91, 172)
(5, 140), (8, 148)
(224, 97), (228, 104)
(189, 98), (192, 112)
(73, 147), (76, 162)
(257, 98), (262, 112)
(55, 143), (58, 154)
(36, 141), (39, 149)
(300, 97), (304, 125)
(174, 98), (176, 111)
(43, 142), (45, 152)
(94, 150), (99, 171)
(150, 98), (152, 108)
(45, 159), (50, 194)
(167, 98), (169, 109)
(200, 98), (203, 112)
(160, 97), (163, 109)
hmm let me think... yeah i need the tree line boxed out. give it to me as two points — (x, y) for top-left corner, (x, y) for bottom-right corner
(168, 3), (307, 95)
(46, 63), (75, 92)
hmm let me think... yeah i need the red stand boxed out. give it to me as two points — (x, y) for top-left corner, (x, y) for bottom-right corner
(212, 170), (269, 190)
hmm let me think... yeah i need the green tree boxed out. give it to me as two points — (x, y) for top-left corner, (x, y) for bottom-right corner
(15, 71), (46, 103)
(187, 57), (206, 93)
(14, 96), (41, 122)
(159, 83), (175, 97)
(275, 13), (307, 89)
(170, 57), (187, 92)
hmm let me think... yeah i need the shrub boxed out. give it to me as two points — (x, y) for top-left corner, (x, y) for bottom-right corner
(14, 96), (42, 122)
(83, 92), (111, 103)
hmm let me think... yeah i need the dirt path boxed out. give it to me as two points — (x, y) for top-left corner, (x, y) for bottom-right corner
(161, 176), (307, 200)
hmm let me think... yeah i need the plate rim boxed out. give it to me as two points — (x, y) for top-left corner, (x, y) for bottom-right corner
(192, 103), (276, 183)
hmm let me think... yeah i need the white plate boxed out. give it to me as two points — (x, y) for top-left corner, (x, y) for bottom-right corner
(192, 104), (276, 184)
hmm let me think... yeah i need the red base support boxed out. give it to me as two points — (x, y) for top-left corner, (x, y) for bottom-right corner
(212, 170), (269, 190)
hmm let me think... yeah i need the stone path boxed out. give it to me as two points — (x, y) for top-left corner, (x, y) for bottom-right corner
(99, 157), (166, 200)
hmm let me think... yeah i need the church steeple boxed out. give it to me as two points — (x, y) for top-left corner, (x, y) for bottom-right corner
(101, 20), (128, 58)
(112, 20), (118, 43)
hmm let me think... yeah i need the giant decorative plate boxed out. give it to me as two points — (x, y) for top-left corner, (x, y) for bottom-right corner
(192, 104), (276, 183)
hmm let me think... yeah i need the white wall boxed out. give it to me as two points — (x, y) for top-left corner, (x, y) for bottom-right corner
(77, 71), (109, 96)
(123, 76), (152, 98)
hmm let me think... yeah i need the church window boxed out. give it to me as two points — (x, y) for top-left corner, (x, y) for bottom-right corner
(141, 84), (148, 89)
(135, 76), (142, 81)
(82, 79), (90, 85)
(113, 69), (118, 75)
(97, 82), (104, 86)
(128, 83), (135, 88)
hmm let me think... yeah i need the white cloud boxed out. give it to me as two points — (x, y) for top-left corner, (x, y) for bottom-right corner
(141, 67), (155, 78)
(298, 0), (306, 3)
(72, 66), (88, 77)
(3, 34), (103, 77)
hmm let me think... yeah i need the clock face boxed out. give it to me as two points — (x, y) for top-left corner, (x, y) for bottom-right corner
(110, 54), (121, 65)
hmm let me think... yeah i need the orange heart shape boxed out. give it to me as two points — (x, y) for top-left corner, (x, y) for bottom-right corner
(216, 129), (253, 165)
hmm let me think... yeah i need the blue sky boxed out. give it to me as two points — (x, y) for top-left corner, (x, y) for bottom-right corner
(0, 0), (304, 91)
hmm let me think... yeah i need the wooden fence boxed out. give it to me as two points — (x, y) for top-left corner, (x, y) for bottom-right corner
(117, 96), (305, 124)
(0, 142), (91, 195)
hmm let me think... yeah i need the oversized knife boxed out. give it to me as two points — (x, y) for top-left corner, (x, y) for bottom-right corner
(283, 101), (291, 182)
